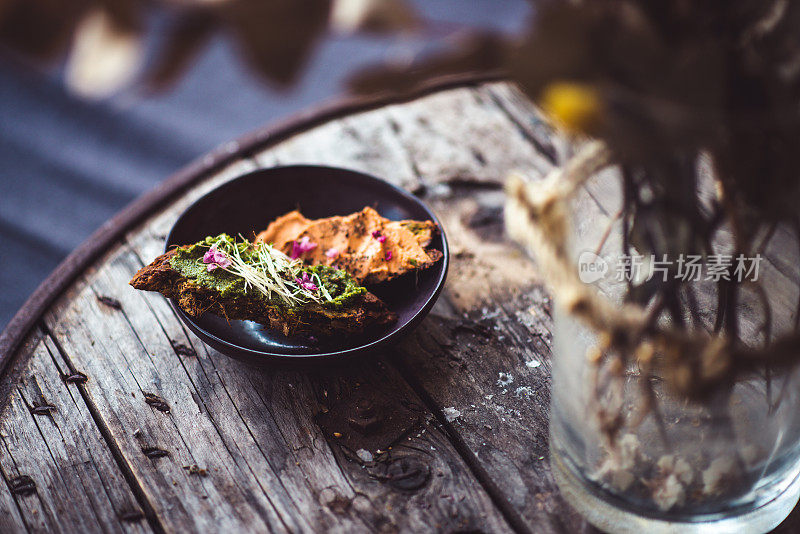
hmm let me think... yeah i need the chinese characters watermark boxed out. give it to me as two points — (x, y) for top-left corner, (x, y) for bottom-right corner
(577, 252), (762, 284)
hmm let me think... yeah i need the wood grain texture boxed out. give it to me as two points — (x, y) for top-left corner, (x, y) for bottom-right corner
(0, 333), (151, 534)
(1, 80), (796, 533)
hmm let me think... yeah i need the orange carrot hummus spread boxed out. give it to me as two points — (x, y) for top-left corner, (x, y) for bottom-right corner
(255, 207), (443, 284)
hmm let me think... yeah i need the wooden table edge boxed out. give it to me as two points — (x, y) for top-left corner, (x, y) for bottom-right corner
(0, 71), (507, 376)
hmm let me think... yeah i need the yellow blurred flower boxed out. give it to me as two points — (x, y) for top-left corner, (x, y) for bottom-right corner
(541, 82), (603, 134)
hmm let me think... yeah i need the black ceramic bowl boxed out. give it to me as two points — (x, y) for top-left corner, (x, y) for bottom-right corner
(166, 165), (448, 366)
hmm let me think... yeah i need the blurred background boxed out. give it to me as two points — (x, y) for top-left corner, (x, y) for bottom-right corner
(0, 0), (531, 330)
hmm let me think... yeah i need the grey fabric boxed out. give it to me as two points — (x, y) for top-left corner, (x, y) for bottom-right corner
(0, 1), (530, 330)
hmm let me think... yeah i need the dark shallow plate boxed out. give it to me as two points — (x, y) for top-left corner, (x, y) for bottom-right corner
(165, 165), (449, 366)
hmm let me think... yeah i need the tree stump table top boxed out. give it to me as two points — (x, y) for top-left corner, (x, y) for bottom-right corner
(0, 79), (796, 533)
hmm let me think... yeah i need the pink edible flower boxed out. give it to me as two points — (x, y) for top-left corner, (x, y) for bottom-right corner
(385, 250), (393, 261)
(290, 236), (317, 259)
(371, 230), (387, 243)
(295, 272), (318, 292)
(325, 247), (339, 259)
(203, 246), (232, 272)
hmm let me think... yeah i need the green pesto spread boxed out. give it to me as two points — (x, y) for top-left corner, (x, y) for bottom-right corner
(305, 264), (367, 308)
(169, 234), (365, 310)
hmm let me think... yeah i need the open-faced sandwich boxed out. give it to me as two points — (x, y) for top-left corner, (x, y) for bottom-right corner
(255, 207), (443, 284)
(130, 234), (396, 338)
(130, 208), (443, 339)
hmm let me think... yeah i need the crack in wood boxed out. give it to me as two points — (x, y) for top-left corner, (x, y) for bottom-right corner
(62, 371), (88, 384)
(141, 447), (170, 460)
(8, 475), (36, 496)
(171, 343), (196, 358)
(119, 509), (145, 522)
(96, 296), (122, 310)
(143, 393), (171, 414)
(29, 404), (56, 416)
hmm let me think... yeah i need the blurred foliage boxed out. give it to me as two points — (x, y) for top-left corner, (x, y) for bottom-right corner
(0, 0), (420, 96)
(2, 0), (800, 228)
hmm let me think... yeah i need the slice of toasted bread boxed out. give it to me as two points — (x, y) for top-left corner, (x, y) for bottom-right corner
(130, 249), (397, 338)
(255, 207), (443, 284)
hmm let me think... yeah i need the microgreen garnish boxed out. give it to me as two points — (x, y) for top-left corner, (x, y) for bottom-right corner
(201, 235), (337, 307)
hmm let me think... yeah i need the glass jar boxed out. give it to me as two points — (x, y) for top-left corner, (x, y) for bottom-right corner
(545, 156), (800, 533)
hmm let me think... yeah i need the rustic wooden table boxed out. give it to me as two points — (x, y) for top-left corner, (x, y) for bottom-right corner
(0, 79), (797, 533)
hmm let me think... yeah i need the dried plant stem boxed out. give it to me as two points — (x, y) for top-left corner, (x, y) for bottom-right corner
(593, 207), (624, 257)
(505, 141), (800, 400)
